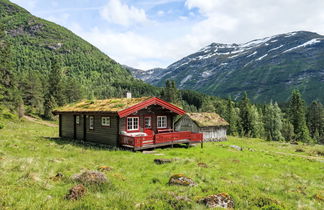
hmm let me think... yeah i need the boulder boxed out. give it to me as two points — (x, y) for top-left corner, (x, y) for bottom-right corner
(198, 193), (234, 208)
(230, 145), (243, 151)
(72, 171), (107, 185)
(168, 174), (196, 186)
(154, 158), (172, 164)
(65, 184), (86, 200)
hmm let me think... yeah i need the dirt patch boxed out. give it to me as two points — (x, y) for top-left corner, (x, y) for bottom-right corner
(24, 116), (57, 127)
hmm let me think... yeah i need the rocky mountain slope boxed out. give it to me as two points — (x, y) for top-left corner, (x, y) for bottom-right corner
(130, 31), (324, 103)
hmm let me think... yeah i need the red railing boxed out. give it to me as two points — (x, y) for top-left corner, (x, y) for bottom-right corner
(120, 131), (203, 148)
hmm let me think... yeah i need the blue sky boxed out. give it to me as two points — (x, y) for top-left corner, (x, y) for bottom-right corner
(11, 0), (324, 69)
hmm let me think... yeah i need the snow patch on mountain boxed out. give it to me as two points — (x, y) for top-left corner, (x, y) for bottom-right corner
(268, 45), (284, 52)
(285, 32), (297, 38)
(247, 51), (257, 57)
(180, 74), (192, 86)
(202, 71), (212, 78)
(256, 54), (268, 61)
(283, 38), (322, 53)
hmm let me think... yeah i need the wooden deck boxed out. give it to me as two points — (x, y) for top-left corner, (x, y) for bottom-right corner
(120, 131), (203, 150)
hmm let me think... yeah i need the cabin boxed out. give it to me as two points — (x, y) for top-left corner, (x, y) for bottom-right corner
(53, 96), (202, 150)
(175, 112), (229, 142)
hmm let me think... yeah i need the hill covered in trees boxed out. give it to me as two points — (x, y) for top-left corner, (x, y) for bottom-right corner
(0, 0), (158, 117)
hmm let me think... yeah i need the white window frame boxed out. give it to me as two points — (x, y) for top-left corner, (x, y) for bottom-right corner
(75, 115), (80, 125)
(127, 117), (139, 131)
(89, 116), (94, 130)
(157, 116), (167, 128)
(144, 117), (151, 129)
(101, 116), (110, 127)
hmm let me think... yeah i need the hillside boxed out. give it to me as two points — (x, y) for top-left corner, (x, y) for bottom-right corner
(0, 120), (323, 209)
(130, 31), (324, 103)
(0, 0), (158, 112)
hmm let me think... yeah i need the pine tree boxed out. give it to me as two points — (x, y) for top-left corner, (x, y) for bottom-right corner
(43, 94), (57, 120)
(161, 80), (181, 105)
(250, 105), (264, 138)
(239, 92), (253, 137)
(307, 101), (324, 143)
(225, 100), (239, 136)
(43, 56), (65, 118)
(264, 102), (284, 141)
(288, 90), (311, 142)
(282, 118), (295, 141)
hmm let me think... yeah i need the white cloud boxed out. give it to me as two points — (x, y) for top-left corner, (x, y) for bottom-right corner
(157, 10), (164, 16)
(100, 0), (148, 26)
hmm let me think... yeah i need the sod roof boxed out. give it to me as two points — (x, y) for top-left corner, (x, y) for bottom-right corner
(186, 112), (229, 127)
(53, 97), (151, 113)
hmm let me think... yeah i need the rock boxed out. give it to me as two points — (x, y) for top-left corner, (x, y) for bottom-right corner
(72, 171), (107, 185)
(290, 141), (299, 145)
(197, 162), (208, 168)
(154, 158), (172, 164)
(50, 172), (64, 181)
(65, 184), (86, 200)
(154, 153), (165, 156)
(97, 166), (113, 172)
(198, 193), (234, 208)
(230, 145), (243, 151)
(168, 174), (196, 186)
(142, 150), (157, 154)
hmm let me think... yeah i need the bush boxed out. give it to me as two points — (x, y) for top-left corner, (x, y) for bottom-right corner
(0, 123), (4, 129)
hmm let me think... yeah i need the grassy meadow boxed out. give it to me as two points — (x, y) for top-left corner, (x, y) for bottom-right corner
(0, 119), (323, 209)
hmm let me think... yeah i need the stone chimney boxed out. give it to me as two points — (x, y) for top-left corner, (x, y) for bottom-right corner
(126, 92), (132, 99)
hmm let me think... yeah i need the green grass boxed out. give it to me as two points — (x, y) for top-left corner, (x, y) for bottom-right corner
(0, 120), (323, 209)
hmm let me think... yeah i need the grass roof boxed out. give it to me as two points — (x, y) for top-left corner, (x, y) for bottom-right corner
(54, 97), (151, 113)
(186, 112), (229, 127)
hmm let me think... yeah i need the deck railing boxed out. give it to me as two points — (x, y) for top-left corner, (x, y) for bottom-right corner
(119, 131), (203, 149)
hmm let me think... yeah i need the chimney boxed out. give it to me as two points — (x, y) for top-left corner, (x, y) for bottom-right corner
(126, 92), (132, 99)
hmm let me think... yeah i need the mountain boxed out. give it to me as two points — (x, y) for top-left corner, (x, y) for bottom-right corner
(0, 0), (157, 111)
(130, 31), (324, 103)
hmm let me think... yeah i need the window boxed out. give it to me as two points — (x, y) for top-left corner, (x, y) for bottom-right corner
(75, 115), (80, 125)
(101, 117), (110, 127)
(127, 117), (139, 131)
(144, 117), (151, 128)
(89, 116), (94, 130)
(157, 116), (167, 128)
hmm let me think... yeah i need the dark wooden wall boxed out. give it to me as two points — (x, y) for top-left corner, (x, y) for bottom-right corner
(61, 113), (74, 138)
(60, 113), (119, 146)
(85, 114), (119, 146)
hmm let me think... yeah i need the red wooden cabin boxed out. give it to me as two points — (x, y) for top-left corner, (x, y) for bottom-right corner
(53, 96), (203, 150)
